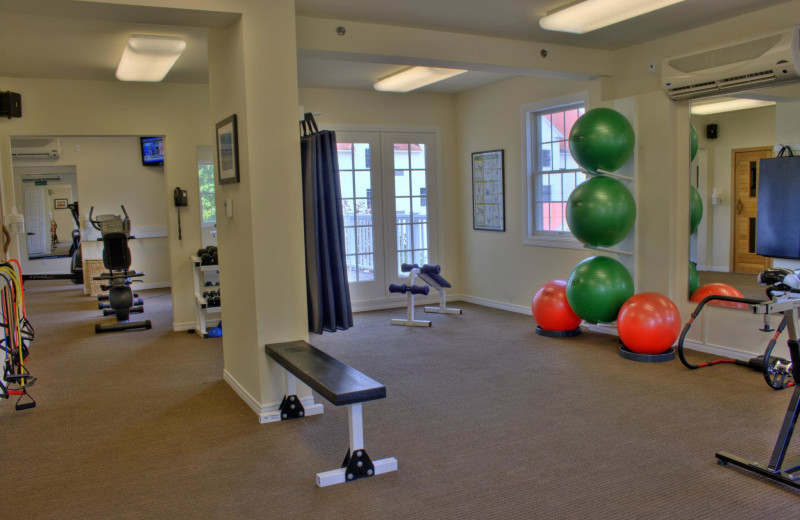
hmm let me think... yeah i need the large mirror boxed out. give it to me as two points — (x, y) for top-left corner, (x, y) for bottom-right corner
(689, 84), (800, 301)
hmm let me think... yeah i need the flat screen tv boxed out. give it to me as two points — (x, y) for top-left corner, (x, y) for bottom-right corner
(140, 136), (164, 166)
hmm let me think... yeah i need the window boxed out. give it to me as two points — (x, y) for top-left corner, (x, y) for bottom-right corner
(198, 161), (216, 224)
(522, 94), (587, 248)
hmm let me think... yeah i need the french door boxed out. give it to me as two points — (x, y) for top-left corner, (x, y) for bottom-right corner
(336, 130), (437, 302)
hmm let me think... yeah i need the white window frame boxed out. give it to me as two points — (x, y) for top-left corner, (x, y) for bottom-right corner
(521, 92), (589, 249)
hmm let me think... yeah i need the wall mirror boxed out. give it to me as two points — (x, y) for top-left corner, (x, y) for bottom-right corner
(689, 84), (800, 302)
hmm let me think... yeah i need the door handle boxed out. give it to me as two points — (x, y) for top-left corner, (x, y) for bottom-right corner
(737, 199), (744, 215)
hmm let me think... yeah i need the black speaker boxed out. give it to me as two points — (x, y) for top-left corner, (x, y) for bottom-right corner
(0, 91), (21, 118)
(706, 123), (718, 139)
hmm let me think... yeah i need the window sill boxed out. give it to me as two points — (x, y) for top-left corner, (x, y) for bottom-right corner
(523, 234), (585, 250)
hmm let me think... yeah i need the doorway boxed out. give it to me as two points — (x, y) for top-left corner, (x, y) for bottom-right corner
(731, 146), (773, 273)
(335, 130), (438, 302)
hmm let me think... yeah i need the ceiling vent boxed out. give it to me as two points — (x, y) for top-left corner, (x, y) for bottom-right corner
(662, 25), (800, 101)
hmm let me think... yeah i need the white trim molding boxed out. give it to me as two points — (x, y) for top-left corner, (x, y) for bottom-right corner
(223, 369), (323, 424)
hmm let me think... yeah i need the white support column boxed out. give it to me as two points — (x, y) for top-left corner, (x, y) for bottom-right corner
(287, 372), (297, 396)
(349, 402), (365, 452)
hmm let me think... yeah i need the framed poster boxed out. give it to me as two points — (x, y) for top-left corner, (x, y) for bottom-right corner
(472, 149), (505, 231)
(216, 114), (240, 184)
(53, 198), (68, 209)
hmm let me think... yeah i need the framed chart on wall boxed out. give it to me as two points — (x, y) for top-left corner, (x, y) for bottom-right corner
(472, 149), (505, 231)
(216, 114), (240, 184)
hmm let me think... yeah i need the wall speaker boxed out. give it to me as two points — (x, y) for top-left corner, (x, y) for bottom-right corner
(706, 123), (718, 139)
(0, 91), (22, 118)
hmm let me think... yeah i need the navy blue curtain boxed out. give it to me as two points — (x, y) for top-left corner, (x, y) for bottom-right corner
(300, 113), (353, 334)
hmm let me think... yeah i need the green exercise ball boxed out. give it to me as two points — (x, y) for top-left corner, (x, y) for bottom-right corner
(690, 186), (703, 234)
(689, 261), (699, 297)
(566, 176), (636, 247)
(569, 108), (635, 173)
(566, 256), (634, 324)
(691, 124), (698, 162)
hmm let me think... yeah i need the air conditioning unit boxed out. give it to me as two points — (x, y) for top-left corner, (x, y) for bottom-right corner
(10, 137), (61, 160)
(662, 25), (800, 101)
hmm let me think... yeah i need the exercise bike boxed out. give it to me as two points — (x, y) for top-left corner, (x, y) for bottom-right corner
(677, 268), (798, 390)
(716, 296), (800, 489)
(89, 206), (152, 333)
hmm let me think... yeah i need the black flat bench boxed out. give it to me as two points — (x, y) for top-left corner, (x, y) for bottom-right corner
(265, 340), (397, 487)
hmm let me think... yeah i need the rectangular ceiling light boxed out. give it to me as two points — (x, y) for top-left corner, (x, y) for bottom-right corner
(540, 0), (685, 34)
(116, 35), (186, 82)
(691, 98), (776, 115)
(374, 66), (467, 93)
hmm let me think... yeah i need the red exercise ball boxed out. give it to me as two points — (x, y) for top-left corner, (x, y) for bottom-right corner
(532, 280), (582, 331)
(690, 283), (748, 310)
(617, 292), (681, 354)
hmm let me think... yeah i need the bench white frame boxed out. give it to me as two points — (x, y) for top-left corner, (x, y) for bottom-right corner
(269, 351), (397, 487)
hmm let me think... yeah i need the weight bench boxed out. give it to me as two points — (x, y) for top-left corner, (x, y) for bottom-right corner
(265, 340), (398, 487)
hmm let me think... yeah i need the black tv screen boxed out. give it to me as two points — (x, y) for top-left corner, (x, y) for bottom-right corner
(140, 136), (164, 166)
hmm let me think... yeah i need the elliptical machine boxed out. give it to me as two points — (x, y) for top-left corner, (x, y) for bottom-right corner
(66, 202), (82, 285)
(89, 206), (151, 333)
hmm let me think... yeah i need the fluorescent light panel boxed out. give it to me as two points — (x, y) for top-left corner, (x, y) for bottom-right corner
(116, 35), (186, 82)
(374, 66), (467, 92)
(691, 98), (776, 115)
(540, 0), (685, 34)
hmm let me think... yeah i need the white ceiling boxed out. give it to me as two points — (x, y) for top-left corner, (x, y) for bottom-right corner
(0, 0), (795, 93)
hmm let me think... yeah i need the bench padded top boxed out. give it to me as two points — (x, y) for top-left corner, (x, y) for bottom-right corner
(265, 341), (386, 406)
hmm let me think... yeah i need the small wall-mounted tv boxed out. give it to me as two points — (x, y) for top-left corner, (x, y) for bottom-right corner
(140, 136), (164, 166)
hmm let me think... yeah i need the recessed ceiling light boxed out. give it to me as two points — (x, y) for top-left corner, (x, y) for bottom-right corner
(374, 67), (467, 93)
(116, 35), (186, 82)
(691, 98), (776, 115)
(540, 0), (685, 34)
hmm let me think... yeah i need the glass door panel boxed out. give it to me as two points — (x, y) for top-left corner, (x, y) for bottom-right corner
(381, 133), (437, 280)
(336, 132), (385, 300)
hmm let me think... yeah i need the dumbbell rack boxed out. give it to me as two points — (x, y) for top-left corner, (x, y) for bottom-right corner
(191, 254), (221, 338)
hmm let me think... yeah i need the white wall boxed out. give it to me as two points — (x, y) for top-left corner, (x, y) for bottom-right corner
(0, 76), (212, 327)
(455, 76), (605, 311)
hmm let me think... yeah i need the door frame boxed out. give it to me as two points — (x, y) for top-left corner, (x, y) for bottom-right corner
(729, 145), (773, 273)
(379, 131), (440, 283)
(23, 185), (48, 257)
(330, 125), (444, 306)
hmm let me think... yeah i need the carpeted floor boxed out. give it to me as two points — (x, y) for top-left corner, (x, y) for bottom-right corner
(2, 280), (799, 519)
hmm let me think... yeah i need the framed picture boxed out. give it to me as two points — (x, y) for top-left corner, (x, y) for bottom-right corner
(472, 149), (505, 231)
(54, 198), (68, 210)
(216, 114), (240, 184)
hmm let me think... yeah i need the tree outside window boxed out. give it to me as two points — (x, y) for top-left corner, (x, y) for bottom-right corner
(198, 162), (216, 224)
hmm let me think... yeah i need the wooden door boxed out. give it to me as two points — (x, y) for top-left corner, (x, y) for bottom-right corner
(732, 147), (773, 273)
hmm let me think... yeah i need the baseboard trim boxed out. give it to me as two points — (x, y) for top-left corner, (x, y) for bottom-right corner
(458, 294), (530, 315)
(680, 339), (753, 362)
(352, 294), (441, 313)
(223, 369), (323, 423)
(173, 321), (195, 332)
(697, 266), (729, 273)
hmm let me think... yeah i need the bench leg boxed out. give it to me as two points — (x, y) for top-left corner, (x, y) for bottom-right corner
(275, 373), (324, 421)
(315, 403), (398, 487)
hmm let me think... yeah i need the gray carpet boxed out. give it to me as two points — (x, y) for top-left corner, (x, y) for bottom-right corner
(2, 280), (798, 519)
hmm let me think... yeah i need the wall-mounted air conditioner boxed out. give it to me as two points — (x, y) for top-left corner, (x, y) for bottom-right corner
(10, 137), (61, 160)
(662, 25), (800, 101)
